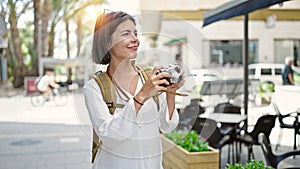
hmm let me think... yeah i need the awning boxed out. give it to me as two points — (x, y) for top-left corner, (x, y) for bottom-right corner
(164, 37), (187, 46)
(203, 0), (291, 27)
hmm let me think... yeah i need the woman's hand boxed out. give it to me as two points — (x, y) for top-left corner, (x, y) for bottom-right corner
(135, 66), (185, 103)
(166, 69), (185, 93)
(165, 68), (185, 119)
(134, 66), (171, 103)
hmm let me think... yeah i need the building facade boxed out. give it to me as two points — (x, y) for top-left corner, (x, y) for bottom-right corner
(139, 0), (300, 70)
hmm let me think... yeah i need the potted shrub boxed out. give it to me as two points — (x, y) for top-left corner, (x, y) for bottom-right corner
(226, 160), (272, 169)
(161, 130), (219, 169)
(257, 81), (275, 105)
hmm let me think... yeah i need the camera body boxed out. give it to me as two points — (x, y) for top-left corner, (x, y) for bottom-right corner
(156, 64), (182, 86)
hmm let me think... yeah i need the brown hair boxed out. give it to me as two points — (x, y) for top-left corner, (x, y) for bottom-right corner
(92, 11), (136, 64)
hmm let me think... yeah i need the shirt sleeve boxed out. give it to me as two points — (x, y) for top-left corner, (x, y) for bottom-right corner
(288, 66), (294, 74)
(83, 79), (141, 148)
(158, 92), (179, 133)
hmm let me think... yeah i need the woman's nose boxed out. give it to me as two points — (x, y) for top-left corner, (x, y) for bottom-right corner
(131, 33), (138, 42)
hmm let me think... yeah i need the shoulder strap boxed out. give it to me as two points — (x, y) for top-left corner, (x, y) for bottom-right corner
(135, 64), (159, 110)
(90, 71), (124, 163)
(92, 71), (125, 113)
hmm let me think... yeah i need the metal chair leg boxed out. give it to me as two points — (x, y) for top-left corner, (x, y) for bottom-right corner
(248, 145), (251, 161)
(294, 130), (297, 150)
(227, 144), (231, 164)
(236, 141), (239, 162)
(251, 145), (255, 159)
(275, 128), (283, 151)
(232, 142), (235, 163)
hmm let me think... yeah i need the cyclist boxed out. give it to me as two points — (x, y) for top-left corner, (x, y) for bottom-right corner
(37, 70), (59, 98)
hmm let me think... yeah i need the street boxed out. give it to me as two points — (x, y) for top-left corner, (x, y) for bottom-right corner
(0, 92), (299, 168)
(0, 93), (93, 169)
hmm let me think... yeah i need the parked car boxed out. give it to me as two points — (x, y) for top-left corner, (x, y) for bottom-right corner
(248, 63), (284, 86)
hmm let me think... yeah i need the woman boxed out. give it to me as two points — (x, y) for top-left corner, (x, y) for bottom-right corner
(83, 11), (184, 169)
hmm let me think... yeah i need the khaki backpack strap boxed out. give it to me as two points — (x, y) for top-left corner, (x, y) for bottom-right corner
(91, 130), (101, 163)
(92, 72), (117, 113)
(135, 64), (159, 110)
(90, 71), (124, 163)
(92, 72), (126, 110)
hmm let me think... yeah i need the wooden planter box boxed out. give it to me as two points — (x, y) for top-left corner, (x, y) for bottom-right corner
(161, 135), (220, 169)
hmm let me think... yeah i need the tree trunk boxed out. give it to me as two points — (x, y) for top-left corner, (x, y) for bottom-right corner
(65, 18), (70, 58)
(48, 21), (55, 57)
(8, 0), (24, 88)
(33, 0), (41, 75)
(76, 11), (82, 57)
(41, 0), (51, 57)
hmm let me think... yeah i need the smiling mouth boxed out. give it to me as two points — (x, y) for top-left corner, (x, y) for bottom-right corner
(128, 46), (138, 50)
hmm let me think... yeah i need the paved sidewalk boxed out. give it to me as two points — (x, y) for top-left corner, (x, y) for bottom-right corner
(0, 82), (24, 97)
(0, 92), (299, 169)
(0, 93), (93, 169)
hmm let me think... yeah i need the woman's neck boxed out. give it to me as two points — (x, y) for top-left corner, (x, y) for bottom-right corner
(108, 59), (139, 95)
(108, 59), (136, 79)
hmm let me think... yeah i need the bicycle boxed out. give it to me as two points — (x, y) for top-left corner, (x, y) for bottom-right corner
(30, 86), (68, 106)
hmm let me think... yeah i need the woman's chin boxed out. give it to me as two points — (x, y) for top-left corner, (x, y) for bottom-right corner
(128, 53), (137, 59)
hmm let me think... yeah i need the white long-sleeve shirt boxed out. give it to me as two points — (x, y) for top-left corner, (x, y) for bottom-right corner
(83, 75), (179, 169)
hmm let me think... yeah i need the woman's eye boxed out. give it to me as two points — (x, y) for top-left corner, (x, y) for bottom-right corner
(122, 33), (129, 36)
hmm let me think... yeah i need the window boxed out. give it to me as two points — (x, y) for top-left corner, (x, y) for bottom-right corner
(249, 68), (255, 75)
(275, 68), (282, 75)
(261, 68), (272, 75)
(274, 39), (300, 65)
(210, 40), (258, 67)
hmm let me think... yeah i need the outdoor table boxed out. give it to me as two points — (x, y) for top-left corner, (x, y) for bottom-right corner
(201, 113), (247, 125)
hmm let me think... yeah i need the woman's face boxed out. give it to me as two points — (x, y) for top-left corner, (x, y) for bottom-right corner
(109, 19), (139, 62)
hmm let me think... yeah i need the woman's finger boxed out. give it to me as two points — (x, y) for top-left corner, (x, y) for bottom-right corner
(152, 66), (164, 75)
(155, 72), (170, 81)
(156, 78), (170, 87)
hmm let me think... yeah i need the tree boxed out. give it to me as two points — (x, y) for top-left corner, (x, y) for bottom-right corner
(32, 0), (41, 76)
(48, 0), (104, 58)
(41, 0), (51, 57)
(1, 0), (104, 88)
(72, 0), (105, 57)
(6, 0), (31, 88)
(30, 0), (51, 76)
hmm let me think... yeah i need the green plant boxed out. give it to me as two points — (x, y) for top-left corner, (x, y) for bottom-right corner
(257, 81), (275, 104)
(164, 130), (209, 152)
(226, 160), (272, 169)
(258, 81), (275, 94)
(294, 73), (300, 84)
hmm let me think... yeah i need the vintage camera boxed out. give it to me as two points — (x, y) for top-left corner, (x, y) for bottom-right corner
(156, 64), (183, 86)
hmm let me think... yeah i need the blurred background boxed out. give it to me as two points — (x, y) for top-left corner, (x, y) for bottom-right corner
(1, 0), (300, 169)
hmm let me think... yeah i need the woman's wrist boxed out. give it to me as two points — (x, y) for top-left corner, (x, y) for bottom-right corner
(134, 92), (147, 105)
(166, 91), (176, 99)
(133, 97), (144, 106)
(133, 92), (147, 112)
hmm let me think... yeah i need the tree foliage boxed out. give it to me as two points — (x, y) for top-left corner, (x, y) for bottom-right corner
(1, 0), (104, 88)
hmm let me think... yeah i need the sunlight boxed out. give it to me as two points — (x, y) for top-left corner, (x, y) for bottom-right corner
(82, 5), (102, 24)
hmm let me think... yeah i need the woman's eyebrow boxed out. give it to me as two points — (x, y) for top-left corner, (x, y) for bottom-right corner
(120, 29), (137, 33)
(120, 29), (130, 33)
